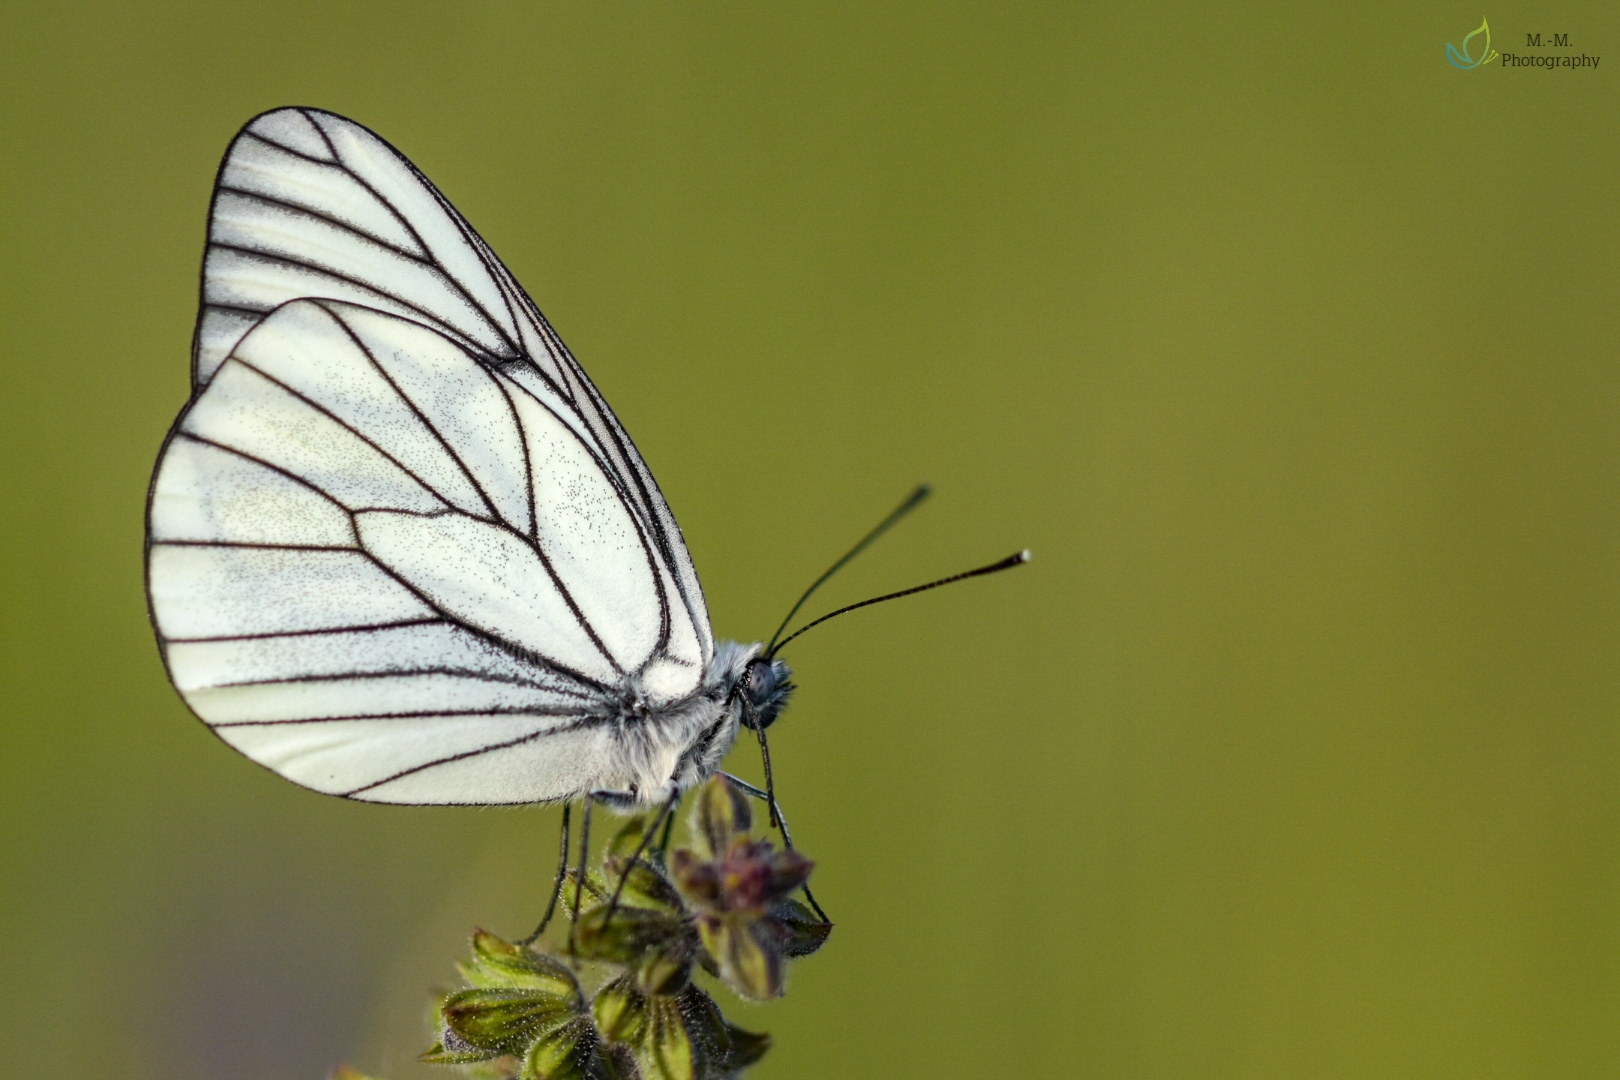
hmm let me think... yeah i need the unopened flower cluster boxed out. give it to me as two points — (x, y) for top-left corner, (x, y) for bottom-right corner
(340, 775), (830, 1080)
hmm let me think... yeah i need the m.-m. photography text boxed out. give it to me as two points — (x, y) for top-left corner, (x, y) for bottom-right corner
(1446, 21), (1600, 71)
(1499, 50), (1600, 70)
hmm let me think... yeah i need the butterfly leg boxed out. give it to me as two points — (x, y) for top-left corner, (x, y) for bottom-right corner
(718, 771), (831, 923)
(566, 796), (593, 959)
(518, 802), (571, 947)
(602, 791), (680, 929)
(753, 718), (780, 829)
(735, 675), (780, 829)
(656, 793), (681, 855)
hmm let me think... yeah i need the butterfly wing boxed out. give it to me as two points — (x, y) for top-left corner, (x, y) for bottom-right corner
(147, 109), (712, 804)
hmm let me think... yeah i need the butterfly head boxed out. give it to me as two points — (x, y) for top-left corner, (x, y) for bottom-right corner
(708, 640), (794, 734)
(741, 655), (795, 731)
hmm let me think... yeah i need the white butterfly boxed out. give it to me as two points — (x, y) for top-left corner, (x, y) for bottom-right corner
(146, 108), (1026, 820)
(146, 107), (795, 809)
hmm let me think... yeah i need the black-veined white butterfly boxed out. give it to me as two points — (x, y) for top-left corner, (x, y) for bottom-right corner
(145, 108), (1027, 857)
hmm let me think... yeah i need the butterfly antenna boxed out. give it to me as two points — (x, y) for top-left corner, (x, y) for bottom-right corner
(769, 549), (1031, 657)
(764, 484), (932, 655)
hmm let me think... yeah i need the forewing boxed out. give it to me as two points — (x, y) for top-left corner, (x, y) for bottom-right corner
(148, 300), (678, 804)
(192, 107), (712, 685)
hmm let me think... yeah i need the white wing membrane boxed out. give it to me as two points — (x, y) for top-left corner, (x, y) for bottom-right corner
(190, 674), (584, 726)
(192, 108), (712, 664)
(150, 299), (647, 791)
(222, 134), (427, 255)
(151, 108), (720, 804)
(211, 190), (462, 312)
(351, 508), (620, 685)
(230, 302), (493, 517)
(161, 621), (583, 696)
(164, 623), (582, 693)
(150, 545), (436, 639)
(217, 715), (599, 801)
(184, 358), (447, 515)
(344, 722), (622, 804)
(311, 116), (522, 344)
(346, 307), (533, 534)
(152, 437), (356, 547)
(506, 386), (664, 672)
(242, 108), (336, 161)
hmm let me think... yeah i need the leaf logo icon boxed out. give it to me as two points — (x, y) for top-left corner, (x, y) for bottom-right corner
(1446, 17), (1500, 69)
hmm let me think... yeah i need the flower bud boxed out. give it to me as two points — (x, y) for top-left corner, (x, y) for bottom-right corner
(766, 897), (833, 958)
(420, 1027), (503, 1065)
(605, 813), (661, 861)
(573, 904), (695, 995)
(599, 856), (686, 913)
(559, 867), (609, 915)
(440, 987), (579, 1056)
(667, 850), (719, 906)
(663, 780), (832, 1001)
(639, 993), (697, 1080)
(672, 984), (771, 1078)
(691, 776), (752, 860)
(697, 913), (785, 1000)
(520, 1016), (602, 1080)
(460, 930), (585, 998)
(592, 973), (650, 1043)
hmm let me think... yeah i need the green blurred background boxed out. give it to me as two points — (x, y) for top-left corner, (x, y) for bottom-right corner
(2, 3), (1616, 1078)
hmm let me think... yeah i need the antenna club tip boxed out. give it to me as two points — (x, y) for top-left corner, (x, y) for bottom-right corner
(1017, 549), (1032, 563)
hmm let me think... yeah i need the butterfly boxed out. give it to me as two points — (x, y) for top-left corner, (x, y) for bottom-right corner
(145, 108), (1026, 829)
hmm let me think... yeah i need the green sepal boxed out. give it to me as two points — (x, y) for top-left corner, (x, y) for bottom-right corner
(520, 1015), (601, 1080)
(598, 1042), (638, 1080)
(692, 776), (752, 860)
(698, 914), (784, 1000)
(560, 868), (610, 916)
(466, 1064), (526, 1080)
(441, 987), (577, 1054)
(768, 896), (833, 957)
(598, 857), (686, 913)
(674, 983), (760, 1077)
(606, 814), (656, 861)
(458, 930), (585, 999)
(591, 977), (771, 1079)
(419, 1033), (502, 1065)
(634, 993), (697, 1080)
(571, 864), (698, 994)
(666, 849), (720, 908)
(674, 982), (729, 1063)
(574, 900), (689, 956)
(591, 973), (649, 1045)
(719, 1024), (772, 1071)
(634, 940), (694, 996)
(576, 898), (697, 993)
